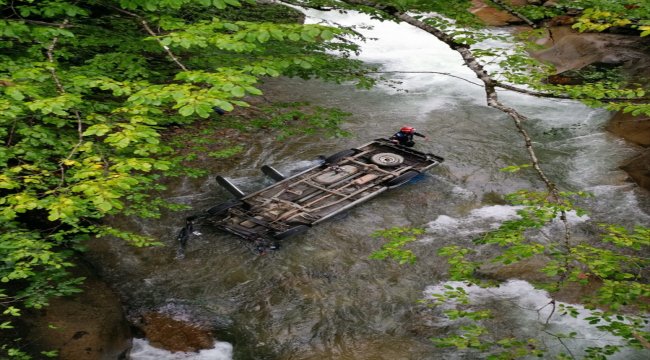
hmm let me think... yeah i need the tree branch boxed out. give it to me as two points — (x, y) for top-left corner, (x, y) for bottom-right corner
(366, 70), (485, 87)
(384, 8), (560, 197)
(5, 119), (17, 147)
(140, 20), (189, 72)
(543, 329), (577, 360)
(45, 19), (85, 181)
(494, 81), (571, 99)
(104, 4), (189, 72)
(363, 71), (650, 102)
(25, 19), (75, 28)
(632, 332), (650, 350)
(542, 299), (555, 326)
(486, 0), (538, 28)
(46, 21), (68, 94)
(337, 1), (577, 288)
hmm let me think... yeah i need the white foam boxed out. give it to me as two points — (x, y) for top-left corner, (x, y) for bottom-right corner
(129, 339), (233, 360)
(426, 280), (560, 311)
(428, 215), (460, 229)
(303, 8), (483, 103)
(425, 205), (523, 236)
(586, 185), (650, 224)
(469, 204), (523, 221)
(424, 205), (590, 241)
(424, 280), (646, 359)
(450, 185), (475, 199)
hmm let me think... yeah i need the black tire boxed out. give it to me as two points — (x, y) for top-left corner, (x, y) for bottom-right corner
(324, 149), (356, 164)
(384, 170), (420, 188)
(261, 165), (286, 182)
(273, 224), (310, 240)
(370, 152), (404, 167)
(205, 199), (241, 216)
(216, 175), (246, 199)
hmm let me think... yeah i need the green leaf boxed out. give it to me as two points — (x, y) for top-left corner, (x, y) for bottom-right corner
(178, 105), (195, 116)
(5, 87), (25, 100)
(97, 201), (113, 212)
(3, 306), (21, 316)
(195, 103), (212, 118)
(41, 350), (59, 358)
(213, 0), (226, 9)
(230, 86), (246, 97)
(257, 30), (270, 43)
(320, 29), (334, 40)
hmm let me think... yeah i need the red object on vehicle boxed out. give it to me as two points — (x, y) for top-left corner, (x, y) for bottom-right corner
(400, 126), (415, 134)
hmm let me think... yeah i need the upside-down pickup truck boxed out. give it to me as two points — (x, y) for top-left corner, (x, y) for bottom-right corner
(177, 138), (444, 252)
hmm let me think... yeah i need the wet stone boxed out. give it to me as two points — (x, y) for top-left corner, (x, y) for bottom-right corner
(138, 312), (214, 353)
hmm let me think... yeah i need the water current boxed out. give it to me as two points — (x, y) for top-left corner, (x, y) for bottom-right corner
(88, 8), (650, 360)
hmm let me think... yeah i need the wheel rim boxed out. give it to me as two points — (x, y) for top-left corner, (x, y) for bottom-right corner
(371, 153), (404, 166)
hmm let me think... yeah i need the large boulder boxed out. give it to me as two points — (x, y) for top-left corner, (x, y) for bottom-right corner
(532, 27), (649, 73)
(606, 112), (650, 147)
(531, 27), (650, 191)
(621, 150), (650, 190)
(470, 0), (526, 26)
(23, 261), (132, 360)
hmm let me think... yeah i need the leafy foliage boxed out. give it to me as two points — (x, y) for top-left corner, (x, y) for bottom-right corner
(563, 0), (650, 34)
(0, 0), (376, 357)
(369, 227), (424, 264)
(432, 325), (544, 359)
(451, 0), (650, 116)
(513, 4), (564, 21)
(372, 191), (650, 358)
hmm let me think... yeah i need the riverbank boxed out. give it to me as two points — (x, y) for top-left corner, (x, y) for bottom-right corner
(471, 0), (650, 191)
(532, 26), (650, 191)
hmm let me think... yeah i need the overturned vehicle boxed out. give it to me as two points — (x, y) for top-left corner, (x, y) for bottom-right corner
(177, 138), (444, 253)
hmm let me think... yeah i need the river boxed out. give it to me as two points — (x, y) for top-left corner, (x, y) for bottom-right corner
(86, 8), (649, 360)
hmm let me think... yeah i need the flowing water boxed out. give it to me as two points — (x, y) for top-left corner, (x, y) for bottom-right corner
(85, 9), (649, 360)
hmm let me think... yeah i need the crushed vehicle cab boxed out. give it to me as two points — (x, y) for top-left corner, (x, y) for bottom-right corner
(177, 138), (444, 253)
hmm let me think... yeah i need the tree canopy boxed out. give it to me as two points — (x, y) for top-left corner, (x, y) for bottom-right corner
(1, 0), (375, 357)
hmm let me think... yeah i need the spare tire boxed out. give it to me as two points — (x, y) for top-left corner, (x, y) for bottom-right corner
(371, 153), (404, 167)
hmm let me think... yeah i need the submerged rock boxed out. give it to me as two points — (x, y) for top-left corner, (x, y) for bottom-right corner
(126, 302), (233, 354)
(138, 312), (214, 353)
(477, 256), (551, 283)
